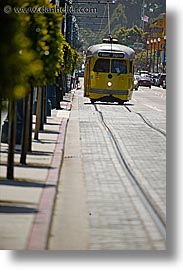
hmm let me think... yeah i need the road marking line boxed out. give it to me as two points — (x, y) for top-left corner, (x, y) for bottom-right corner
(143, 104), (163, 112)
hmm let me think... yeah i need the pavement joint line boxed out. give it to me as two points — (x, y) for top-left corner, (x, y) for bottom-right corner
(26, 117), (68, 250)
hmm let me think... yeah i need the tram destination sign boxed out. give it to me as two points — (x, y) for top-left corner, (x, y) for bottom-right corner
(98, 52), (125, 58)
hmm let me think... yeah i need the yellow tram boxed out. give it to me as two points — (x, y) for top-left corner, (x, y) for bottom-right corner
(84, 37), (135, 104)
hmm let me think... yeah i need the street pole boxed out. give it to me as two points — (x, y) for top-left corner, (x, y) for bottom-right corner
(66, 0), (72, 44)
(34, 86), (42, 140)
(150, 40), (153, 72)
(7, 98), (16, 179)
(146, 40), (149, 71)
(163, 35), (166, 72)
(59, 0), (65, 35)
(107, 1), (111, 34)
(153, 38), (156, 73)
(28, 86), (34, 151)
(20, 92), (31, 164)
(156, 38), (161, 73)
(141, 0), (145, 30)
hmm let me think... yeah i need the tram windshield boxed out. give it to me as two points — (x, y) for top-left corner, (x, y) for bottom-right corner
(93, 59), (110, 73)
(111, 60), (127, 74)
(93, 58), (127, 74)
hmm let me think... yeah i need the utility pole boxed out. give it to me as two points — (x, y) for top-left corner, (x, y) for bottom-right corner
(65, 0), (72, 44)
(107, 1), (111, 35)
(141, 0), (145, 30)
(59, 0), (65, 35)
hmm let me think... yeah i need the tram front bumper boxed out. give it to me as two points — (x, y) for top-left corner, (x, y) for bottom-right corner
(89, 88), (129, 95)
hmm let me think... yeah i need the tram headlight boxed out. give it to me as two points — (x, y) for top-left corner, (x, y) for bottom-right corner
(107, 81), (112, 87)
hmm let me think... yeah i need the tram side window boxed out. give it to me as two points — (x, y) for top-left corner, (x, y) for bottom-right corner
(111, 60), (127, 74)
(93, 59), (110, 73)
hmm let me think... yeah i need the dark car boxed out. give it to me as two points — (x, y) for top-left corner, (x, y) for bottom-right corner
(162, 76), (166, 89)
(78, 70), (84, 77)
(138, 74), (151, 88)
(151, 73), (160, 86)
(156, 73), (166, 87)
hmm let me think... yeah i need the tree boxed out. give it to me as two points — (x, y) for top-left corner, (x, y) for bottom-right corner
(0, 0), (38, 179)
(97, 2), (127, 42)
(0, 0), (70, 176)
(0, 0), (36, 102)
(114, 25), (145, 46)
(122, 0), (166, 27)
(134, 50), (147, 71)
(63, 41), (78, 75)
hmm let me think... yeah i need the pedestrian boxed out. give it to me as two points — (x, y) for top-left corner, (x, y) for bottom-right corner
(75, 73), (79, 89)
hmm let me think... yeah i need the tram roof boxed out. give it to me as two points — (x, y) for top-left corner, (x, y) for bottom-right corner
(86, 43), (135, 59)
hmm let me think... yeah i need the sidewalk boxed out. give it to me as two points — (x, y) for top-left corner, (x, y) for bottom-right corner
(0, 91), (74, 250)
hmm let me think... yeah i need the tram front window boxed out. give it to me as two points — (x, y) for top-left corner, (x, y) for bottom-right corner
(93, 59), (110, 73)
(111, 60), (127, 74)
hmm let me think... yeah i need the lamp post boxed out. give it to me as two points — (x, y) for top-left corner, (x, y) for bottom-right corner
(65, 0), (72, 44)
(163, 35), (166, 72)
(156, 37), (161, 73)
(59, 0), (65, 35)
(153, 38), (156, 73)
(146, 40), (149, 71)
(149, 39), (153, 72)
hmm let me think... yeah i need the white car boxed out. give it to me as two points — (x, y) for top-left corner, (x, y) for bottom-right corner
(134, 74), (140, 90)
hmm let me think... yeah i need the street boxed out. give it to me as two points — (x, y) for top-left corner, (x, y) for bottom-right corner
(48, 79), (166, 250)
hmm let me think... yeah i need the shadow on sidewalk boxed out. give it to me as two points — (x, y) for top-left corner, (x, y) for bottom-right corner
(0, 205), (38, 214)
(39, 130), (60, 134)
(44, 122), (61, 126)
(0, 179), (55, 188)
(0, 162), (54, 170)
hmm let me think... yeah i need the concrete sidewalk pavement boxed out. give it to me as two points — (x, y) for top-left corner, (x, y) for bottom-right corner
(0, 91), (74, 250)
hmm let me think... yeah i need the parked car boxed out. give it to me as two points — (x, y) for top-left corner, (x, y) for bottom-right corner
(138, 74), (151, 88)
(134, 74), (140, 90)
(162, 76), (166, 89)
(156, 73), (166, 87)
(78, 70), (84, 77)
(151, 73), (160, 86)
(139, 70), (150, 76)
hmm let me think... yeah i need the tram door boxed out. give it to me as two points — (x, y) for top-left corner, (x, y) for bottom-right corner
(84, 58), (91, 97)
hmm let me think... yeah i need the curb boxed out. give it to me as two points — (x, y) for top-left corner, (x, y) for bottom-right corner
(26, 118), (68, 250)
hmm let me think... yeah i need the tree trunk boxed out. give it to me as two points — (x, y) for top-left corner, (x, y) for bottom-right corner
(34, 86), (42, 140)
(20, 92), (31, 164)
(7, 98), (16, 179)
(28, 86), (34, 151)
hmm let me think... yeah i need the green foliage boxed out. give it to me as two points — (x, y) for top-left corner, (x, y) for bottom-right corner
(97, 3), (127, 43)
(76, 52), (85, 70)
(114, 25), (147, 70)
(0, 0), (35, 100)
(80, 29), (98, 49)
(23, 0), (64, 86)
(114, 25), (145, 46)
(63, 41), (79, 74)
(134, 50), (147, 71)
(0, 0), (75, 100)
(109, 3), (127, 33)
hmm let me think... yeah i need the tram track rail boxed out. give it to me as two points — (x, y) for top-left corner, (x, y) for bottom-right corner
(125, 105), (166, 137)
(94, 103), (166, 240)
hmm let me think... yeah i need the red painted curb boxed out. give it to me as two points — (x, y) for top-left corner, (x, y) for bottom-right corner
(27, 118), (68, 250)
